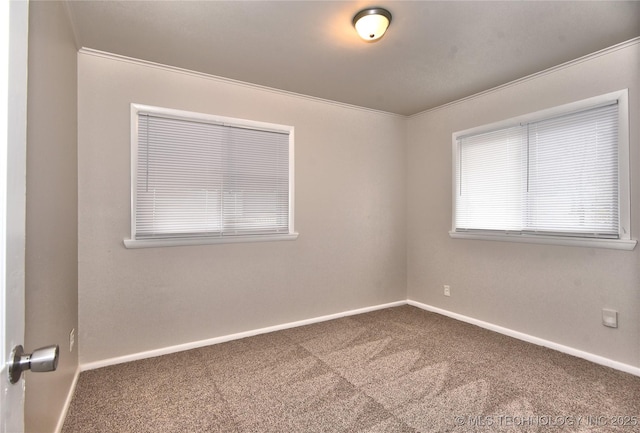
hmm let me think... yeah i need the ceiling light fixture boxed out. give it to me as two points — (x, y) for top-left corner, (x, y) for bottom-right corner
(353, 7), (392, 42)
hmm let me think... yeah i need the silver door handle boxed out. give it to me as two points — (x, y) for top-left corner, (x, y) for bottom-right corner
(8, 344), (59, 384)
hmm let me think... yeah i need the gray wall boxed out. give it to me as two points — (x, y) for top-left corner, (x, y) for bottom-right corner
(77, 52), (407, 364)
(22, 9), (639, 428)
(407, 41), (640, 367)
(77, 38), (639, 370)
(25, 1), (79, 432)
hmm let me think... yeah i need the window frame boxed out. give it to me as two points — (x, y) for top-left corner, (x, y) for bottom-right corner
(124, 104), (298, 249)
(450, 89), (635, 251)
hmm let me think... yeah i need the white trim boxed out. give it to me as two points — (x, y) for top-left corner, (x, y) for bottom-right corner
(411, 37), (640, 119)
(448, 231), (636, 251)
(452, 90), (626, 140)
(80, 39), (640, 120)
(288, 128), (295, 235)
(131, 103), (294, 134)
(617, 90), (631, 240)
(80, 300), (406, 371)
(2, 2), (28, 432)
(54, 367), (80, 433)
(80, 299), (640, 377)
(407, 300), (640, 377)
(127, 103), (297, 248)
(124, 232), (299, 249)
(128, 104), (137, 244)
(79, 48), (403, 119)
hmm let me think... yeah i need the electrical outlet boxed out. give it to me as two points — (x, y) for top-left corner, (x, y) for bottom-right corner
(602, 309), (618, 328)
(443, 285), (451, 297)
(69, 328), (75, 352)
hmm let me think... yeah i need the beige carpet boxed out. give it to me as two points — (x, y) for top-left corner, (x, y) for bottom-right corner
(62, 306), (640, 432)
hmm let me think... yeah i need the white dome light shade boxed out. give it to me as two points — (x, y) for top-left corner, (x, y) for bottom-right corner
(353, 8), (392, 42)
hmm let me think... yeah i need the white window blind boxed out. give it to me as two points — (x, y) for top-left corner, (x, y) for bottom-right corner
(526, 104), (618, 237)
(456, 125), (527, 232)
(455, 100), (621, 240)
(130, 106), (293, 245)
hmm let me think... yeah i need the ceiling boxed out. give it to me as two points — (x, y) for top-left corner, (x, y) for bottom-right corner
(65, 1), (640, 116)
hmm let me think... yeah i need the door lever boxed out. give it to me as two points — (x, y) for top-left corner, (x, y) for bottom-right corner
(8, 344), (59, 384)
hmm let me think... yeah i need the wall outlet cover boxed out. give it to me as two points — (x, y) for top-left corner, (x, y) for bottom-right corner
(602, 309), (618, 328)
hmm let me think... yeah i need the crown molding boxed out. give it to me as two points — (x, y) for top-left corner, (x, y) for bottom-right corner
(78, 47), (405, 119)
(410, 37), (640, 119)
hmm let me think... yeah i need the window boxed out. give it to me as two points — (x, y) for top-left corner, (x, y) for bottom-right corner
(451, 90), (635, 250)
(124, 104), (297, 248)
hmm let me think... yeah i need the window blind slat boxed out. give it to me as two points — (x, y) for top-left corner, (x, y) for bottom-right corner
(457, 125), (527, 231)
(135, 112), (290, 239)
(455, 102), (619, 238)
(526, 103), (618, 235)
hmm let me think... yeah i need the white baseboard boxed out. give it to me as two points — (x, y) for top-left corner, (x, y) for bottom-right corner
(80, 300), (407, 372)
(407, 299), (640, 377)
(55, 365), (80, 433)
(80, 298), (640, 377)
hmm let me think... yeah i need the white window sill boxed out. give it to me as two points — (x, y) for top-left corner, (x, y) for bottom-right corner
(449, 231), (636, 251)
(124, 233), (299, 249)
